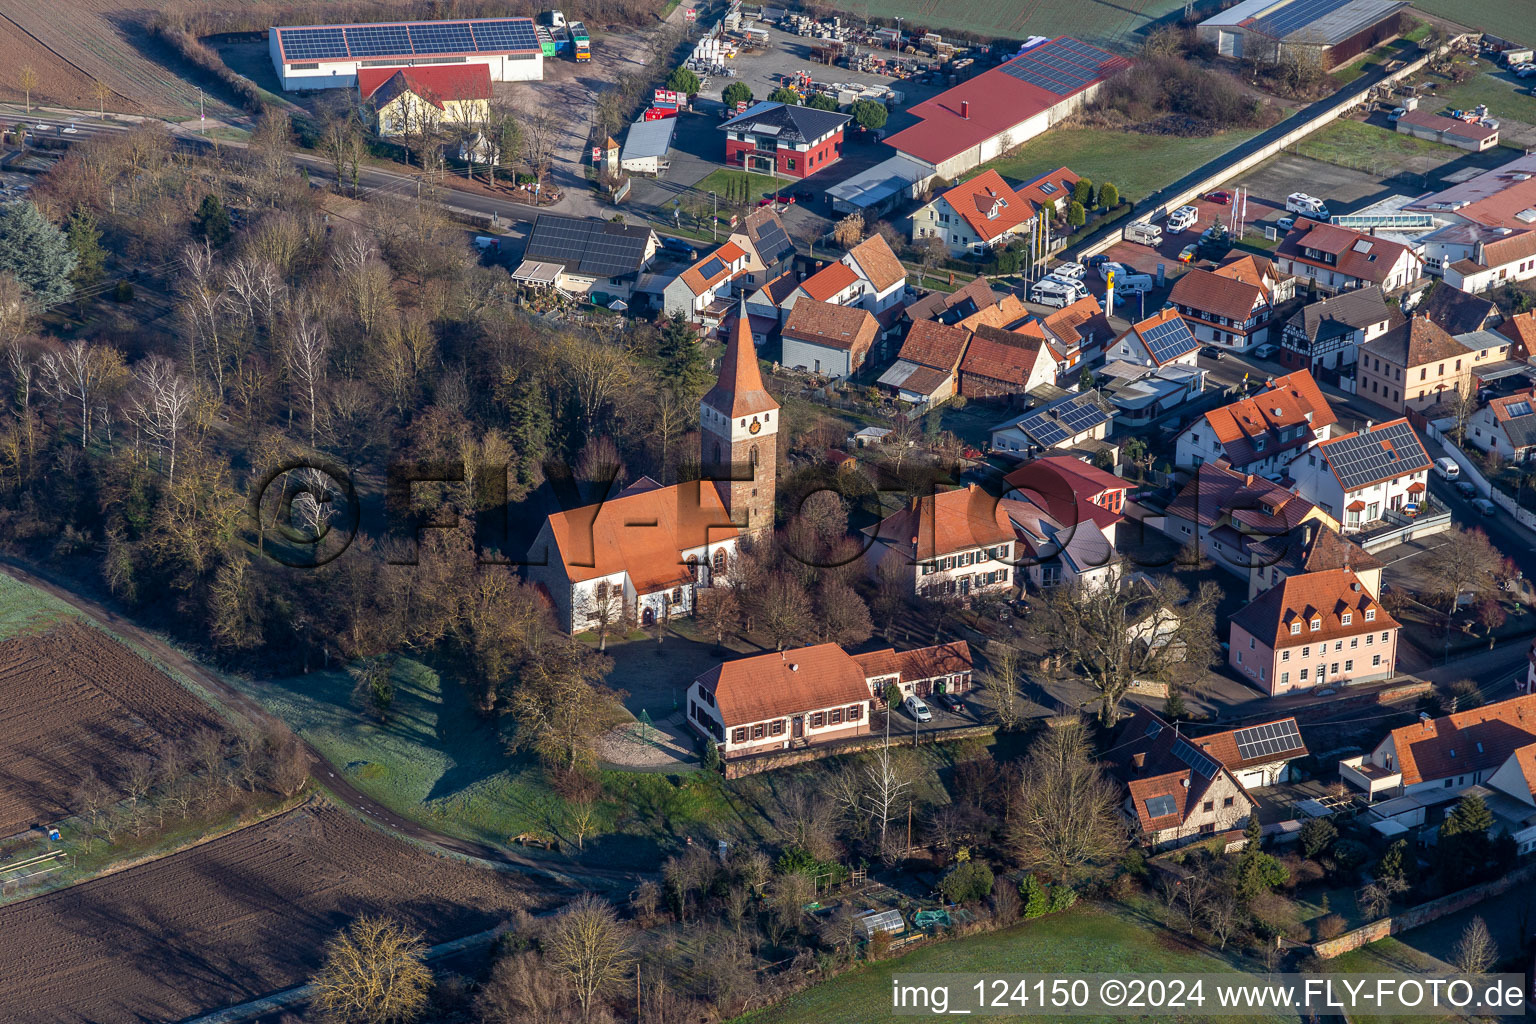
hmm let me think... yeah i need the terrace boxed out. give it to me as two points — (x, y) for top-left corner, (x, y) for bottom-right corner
(1338, 753), (1401, 798)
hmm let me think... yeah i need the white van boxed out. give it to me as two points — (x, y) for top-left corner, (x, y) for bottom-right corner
(1286, 192), (1330, 219)
(1167, 206), (1199, 233)
(1125, 221), (1163, 246)
(1031, 278), (1086, 308)
(1433, 457), (1460, 480)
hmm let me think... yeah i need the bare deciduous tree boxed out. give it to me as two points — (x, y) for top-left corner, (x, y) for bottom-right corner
(863, 742), (914, 860)
(128, 355), (194, 487)
(1010, 718), (1126, 881)
(989, 642), (1026, 730)
(1453, 916), (1497, 974)
(310, 915), (434, 1024)
(545, 894), (633, 1021)
(285, 317), (329, 447)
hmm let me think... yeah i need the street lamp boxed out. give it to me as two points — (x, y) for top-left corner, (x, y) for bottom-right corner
(709, 190), (718, 240)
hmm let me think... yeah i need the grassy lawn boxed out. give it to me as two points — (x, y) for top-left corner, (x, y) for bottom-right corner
(1321, 937), (1447, 1024)
(1408, 1), (1531, 48)
(1294, 119), (1459, 170)
(734, 902), (1290, 1024)
(1430, 60), (1536, 128)
(979, 128), (1265, 206)
(693, 168), (792, 203)
(0, 572), (80, 639)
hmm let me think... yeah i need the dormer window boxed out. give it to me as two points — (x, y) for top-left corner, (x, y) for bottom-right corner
(1310, 618), (1321, 631)
(1290, 623), (1302, 635)
(1365, 609), (1375, 621)
(1341, 612), (1352, 625)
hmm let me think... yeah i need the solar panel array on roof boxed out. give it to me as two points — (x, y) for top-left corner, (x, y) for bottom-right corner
(1019, 395), (1109, 447)
(1325, 421), (1427, 490)
(281, 27), (348, 61)
(278, 17), (538, 62)
(1172, 736), (1221, 779)
(1251, 0), (1353, 38)
(752, 218), (793, 265)
(697, 256), (727, 280)
(1141, 316), (1197, 364)
(999, 37), (1120, 96)
(1507, 400), (1533, 417)
(1144, 720), (1163, 739)
(1144, 794), (1178, 818)
(525, 216), (652, 278)
(1232, 720), (1305, 762)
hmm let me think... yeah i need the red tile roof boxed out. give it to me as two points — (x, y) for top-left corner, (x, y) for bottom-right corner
(853, 641), (972, 682)
(847, 234), (907, 292)
(1003, 456), (1128, 532)
(1477, 229), (1536, 269)
(1387, 694), (1536, 787)
(1166, 462), (1319, 531)
(938, 170), (1039, 243)
(1278, 220), (1420, 286)
(783, 300), (879, 354)
(357, 64), (492, 107)
(800, 261), (860, 302)
(1497, 310), (1536, 358)
(678, 241), (748, 296)
(1042, 294), (1110, 353)
(954, 294), (1031, 332)
(1106, 707), (1253, 833)
(1230, 567), (1397, 650)
(868, 484), (1014, 561)
(695, 644), (873, 725)
(898, 319), (972, 371)
(1194, 718), (1308, 772)
(886, 37), (1129, 167)
(1169, 265), (1267, 323)
(959, 325), (1056, 389)
(1199, 369), (1336, 470)
(1362, 314), (1465, 368)
(545, 478), (739, 588)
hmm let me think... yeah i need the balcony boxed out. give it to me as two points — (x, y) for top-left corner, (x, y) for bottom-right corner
(1340, 755), (1401, 798)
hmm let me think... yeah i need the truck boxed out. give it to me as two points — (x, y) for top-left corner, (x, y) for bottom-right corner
(546, 10), (567, 28)
(1124, 221), (1163, 246)
(570, 21), (591, 61)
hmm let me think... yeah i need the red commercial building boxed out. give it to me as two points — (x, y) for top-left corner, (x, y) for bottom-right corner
(719, 101), (852, 179)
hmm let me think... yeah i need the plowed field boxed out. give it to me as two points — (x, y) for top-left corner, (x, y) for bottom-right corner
(0, 806), (531, 1023)
(0, 621), (223, 836)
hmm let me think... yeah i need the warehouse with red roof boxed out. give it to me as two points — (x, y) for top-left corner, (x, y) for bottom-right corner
(885, 37), (1130, 181)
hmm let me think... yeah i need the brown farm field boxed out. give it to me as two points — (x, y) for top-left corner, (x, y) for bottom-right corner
(0, 621), (225, 837)
(0, 1), (217, 117)
(0, 805), (531, 1023)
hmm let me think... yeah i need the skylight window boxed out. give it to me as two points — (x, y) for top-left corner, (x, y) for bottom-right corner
(1352, 240), (1373, 253)
(1040, 182), (1058, 195)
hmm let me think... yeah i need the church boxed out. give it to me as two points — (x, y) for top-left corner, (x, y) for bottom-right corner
(527, 304), (779, 632)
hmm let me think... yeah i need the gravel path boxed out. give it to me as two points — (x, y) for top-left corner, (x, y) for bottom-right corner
(595, 712), (700, 771)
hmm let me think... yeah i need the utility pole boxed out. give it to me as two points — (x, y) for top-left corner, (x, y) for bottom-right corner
(906, 801), (912, 855)
(199, 88), (204, 134)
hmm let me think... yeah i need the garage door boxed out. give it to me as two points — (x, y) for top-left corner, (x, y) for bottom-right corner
(1219, 30), (1241, 58)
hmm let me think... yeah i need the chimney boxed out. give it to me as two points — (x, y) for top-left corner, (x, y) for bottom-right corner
(1419, 711), (1433, 728)
(1131, 753), (1146, 771)
(1303, 519), (1316, 546)
(789, 663), (799, 671)
(961, 100), (970, 119)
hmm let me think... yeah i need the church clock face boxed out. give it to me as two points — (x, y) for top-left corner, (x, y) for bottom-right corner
(749, 420), (761, 434)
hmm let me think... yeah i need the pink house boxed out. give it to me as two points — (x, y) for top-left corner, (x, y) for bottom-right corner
(1228, 567), (1400, 695)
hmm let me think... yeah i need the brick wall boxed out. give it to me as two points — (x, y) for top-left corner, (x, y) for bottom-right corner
(722, 724), (996, 778)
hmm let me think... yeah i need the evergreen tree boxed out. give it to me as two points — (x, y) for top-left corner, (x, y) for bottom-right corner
(658, 312), (711, 401)
(1100, 182), (1120, 209)
(1235, 812), (1286, 901)
(66, 207), (106, 294)
(806, 93), (840, 112)
(0, 201), (75, 305)
(769, 86), (800, 105)
(193, 194), (231, 246)
(1299, 817), (1337, 860)
(1375, 838), (1415, 886)
(850, 99), (889, 130)
(1072, 178), (1094, 207)
(1438, 795), (1494, 884)
(1066, 201), (1086, 229)
(666, 67), (702, 95)
(507, 381), (551, 491)
(1018, 874), (1048, 918)
(722, 81), (753, 110)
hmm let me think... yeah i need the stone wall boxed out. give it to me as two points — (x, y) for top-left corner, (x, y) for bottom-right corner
(722, 724), (996, 778)
(1311, 862), (1536, 958)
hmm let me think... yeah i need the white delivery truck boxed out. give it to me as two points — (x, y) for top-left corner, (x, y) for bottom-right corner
(1125, 221), (1163, 246)
(1031, 277), (1087, 308)
(1286, 192), (1330, 219)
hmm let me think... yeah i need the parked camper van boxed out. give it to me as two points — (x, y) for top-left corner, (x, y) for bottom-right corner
(1114, 272), (1155, 294)
(1125, 221), (1163, 246)
(1166, 206), (1199, 233)
(1031, 277), (1087, 308)
(1286, 193), (1330, 219)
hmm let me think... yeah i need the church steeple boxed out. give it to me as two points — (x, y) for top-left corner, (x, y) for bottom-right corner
(700, 300), (778, 537)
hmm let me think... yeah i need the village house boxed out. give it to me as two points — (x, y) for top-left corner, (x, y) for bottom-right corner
(729, 206), (798, 293)
(910, 166), (1078, 256)
(1228, 566), (1399, 694)
(785, 234), (906, 325)
(1279, 286), (1401, 374)
(1442, 229), (1536, 295)
(1276, 220), (1423, 293)
(1419, 284), (1503, 336)
(1339, 695), (1536, 824)
(719, 101), (851, 179)
(863, 484), (1016, 600)
(903, 275), (1003, 326)
(357, 65), (491, 137)
(661, 240), (751, 323)
(1038, 294), (1113, 373)
(1395, 109), (1499, 152)
(1104, 707), (1256, 847)
(1003, 455), (1133, 541)
(952, 293), (1032, 333)
(687, 641), (974, 759)
(1099, 361), (1206, 426)
(1000, 490), (1121, 592)
(1189, 717), (1310, 790)
(1174, 369), (1336, 477)
(1167, 264), (1273, 351)
(1104, 308), (1200, 369)
(990, 388), (1115, 457)
(779, 300), (879, 379)
(1163, 462), (1333, 578)
(1468, 387), (1536, 463)
(958, 324), (1062, 400)
(661, 207), (796, 325)
(1214, 253), (1296, 306)
(527, 304), (775, 630)
(1244, 520), (1382, 601)
(877, 318), (972, 406)
(519, 214), (658, 299)
(1287, 418), (1432, 530)
(1356, 315), (1513, 413)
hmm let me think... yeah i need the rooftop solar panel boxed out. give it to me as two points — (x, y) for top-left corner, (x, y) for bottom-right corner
(749, 214), (793, 264)
(471, 19), (540, 52)
(1252, 0), (1353, 38)
(1233, 719), (1305, 762)
(1324, 421), (1428, 490)
(344, 23), (413, 57)
(697, 257), (726, 279)
(409, 21), (475, 54)
(280, 27), (349, 61)
(1172, 736), (1220, 779)
(1144, 720), (1163, 738)
(1141, 316), (1197, 364)
(1144, 794), (1178, 818)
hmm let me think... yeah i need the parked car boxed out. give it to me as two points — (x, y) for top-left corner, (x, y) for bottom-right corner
(793, 189), (814, 203)
(1053, 261), (1086, 281)
(932, 692), (964, 713)
(1472, 498), (1497, 516)
(1200, 345), (1225, 360)
(1253, 342), (1279, 358)
(1086, 253), (1112, 270)
(1207, 190), (1233, 205)
(1433, 457), (1460, 480)
(61, 124), (79, 135)
(1178, 244), (1198, 263)
(660, 236), (696, 260)
(33, 123), (50, 132)
(903, 695), (932, 723)
(1388, 107), (1407, 122)
(1455, 480), (1477, 498)
(1276, 216), (1296, 231)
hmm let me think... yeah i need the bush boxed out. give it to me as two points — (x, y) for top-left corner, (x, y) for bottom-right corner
(722, 81), (753, 109)
(1047, 885), (1077, 913)
(1299, 817), (1337, 860)
(700, 738), (720, 772)
(1017, 873), (1048, 918)
(851, 99), (888, 131)
(112, 281), (134, 302)
(1314, 913), (1347, 941)
(667, 67), (702, 95)
(1094, 57), (1272, 132)
(940, 860), (995, 905)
